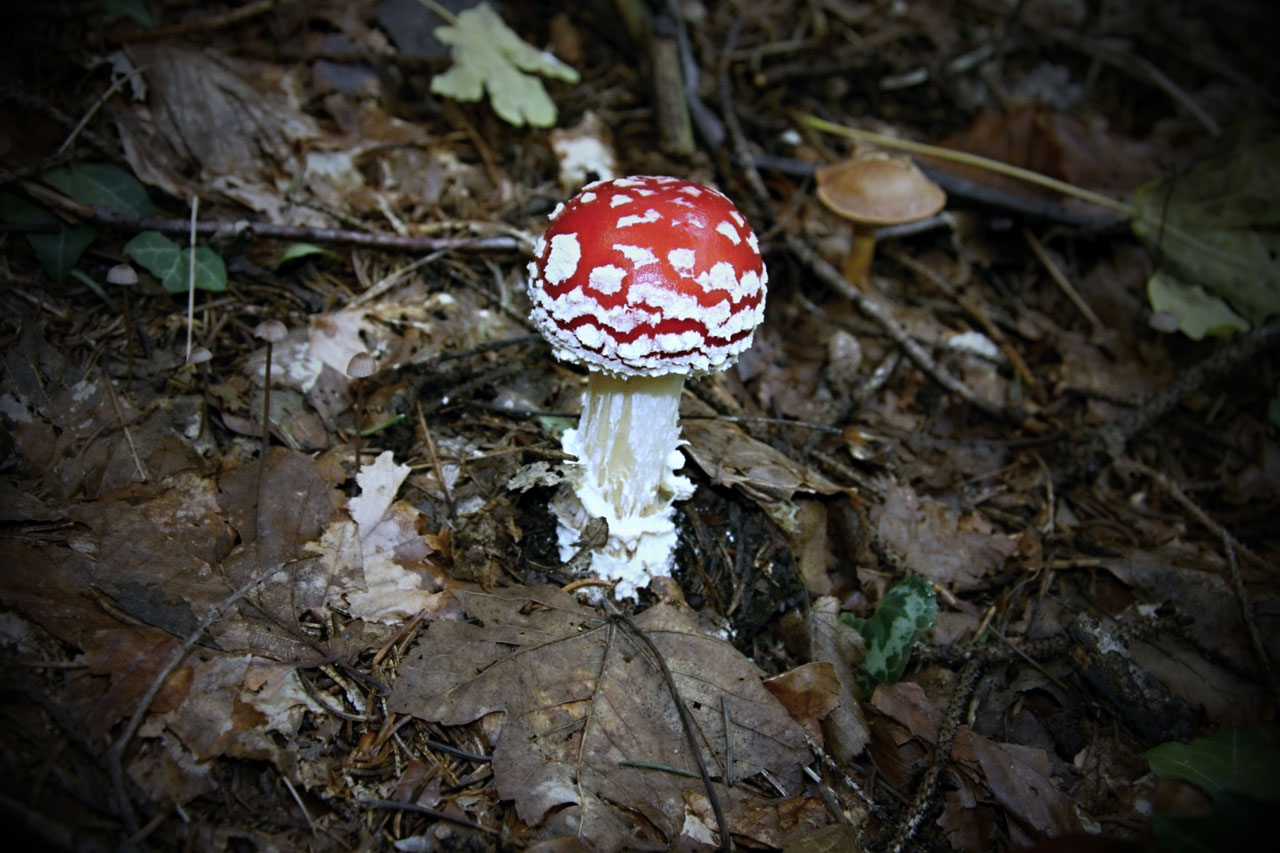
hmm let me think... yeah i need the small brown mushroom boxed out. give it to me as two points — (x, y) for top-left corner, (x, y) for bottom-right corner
(346, 352), (376, 481)
(815, 152), (945, 286)
(253, 320), (288, 478)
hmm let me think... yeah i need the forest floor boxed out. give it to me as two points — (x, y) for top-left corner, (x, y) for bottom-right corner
(1, 1), (1277, 851)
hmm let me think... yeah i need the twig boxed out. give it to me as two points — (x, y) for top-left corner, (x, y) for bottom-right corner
(1071, 318), (1280, 481)
(887, 658), (983, 853)
(0, 84), (122, 161)
(416, 401), (456, 522)
(787, 234), (1012, 422)
(1024, 228), (1104, 334)
(1115, 458), (1275, 689)
(720, 695), (733, 788)
(101, 367), (148, 483)
(1222, 533), (1278, 700)
(1115, 458), (1271, 575)
(359, 797), (497, 834)
(605, 605), (733, 851)
(55, 66), (146, 157)
(350, 249), (449, 307)
(1039, 26), (1220, 135)
(83, 208), (529, 254)
(280, 770), (315, 833)
(185, 196), (199, 360)
(107, 567), (278, 833)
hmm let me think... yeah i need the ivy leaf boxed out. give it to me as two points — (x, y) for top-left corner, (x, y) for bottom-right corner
(0, 191), (98, 284)
(1144, 729), (1280, 802)
(124, 231), (227, 293)
(428, 1), (580, 128)
(841, 574), (937, 692)
(1145, 730), (1279, 853)
(1132, 119), (1280, 335)
(42, 163), (155, 217)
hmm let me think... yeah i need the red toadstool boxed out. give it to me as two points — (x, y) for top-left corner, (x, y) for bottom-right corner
(527, 175), (768, 597)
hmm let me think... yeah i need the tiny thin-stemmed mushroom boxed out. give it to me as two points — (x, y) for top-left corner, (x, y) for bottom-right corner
(815, 151), (946, 286)
(527, 175), (768, 598)
(108, 263), (140, 371)
(253, 320), (287, 479)
(346, 352), (376, 479)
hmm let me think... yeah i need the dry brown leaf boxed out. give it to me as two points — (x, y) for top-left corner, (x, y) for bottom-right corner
(807, 597), (870, 762)
(1101, 552), (1271, 728)
(0, 539), (118, 646)
(128, 653), (324, 808)
(763, 661), (840, 746)
(389, 586), (811, 850)
(872, 682), (1082, 839)
(116, 44), (319, 222)
(78, 627), (188, 737)
(328, 450), (448, 622)
(781, 820), (863, 852)
(682, 418), (841, 506)
(873, 482), (1020, 592)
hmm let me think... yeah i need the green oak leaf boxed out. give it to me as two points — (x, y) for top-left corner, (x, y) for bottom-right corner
(428, 1), (579, 128)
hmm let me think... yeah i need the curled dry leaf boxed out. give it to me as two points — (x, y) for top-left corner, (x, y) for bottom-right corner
(388, 586), (812, 850)
(682, 418), (842, 507)
(763, 661), (841, 743)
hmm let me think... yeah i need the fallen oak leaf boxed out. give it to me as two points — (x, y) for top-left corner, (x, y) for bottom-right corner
(388, 585), (811, 850)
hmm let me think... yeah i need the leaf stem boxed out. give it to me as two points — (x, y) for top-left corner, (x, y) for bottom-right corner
(414, 0), (459, 26)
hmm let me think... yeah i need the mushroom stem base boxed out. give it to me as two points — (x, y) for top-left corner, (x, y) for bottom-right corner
(555, 372), (694, 598)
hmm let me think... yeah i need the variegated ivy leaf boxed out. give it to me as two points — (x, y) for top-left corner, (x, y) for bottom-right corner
(842, 574), (938, 693)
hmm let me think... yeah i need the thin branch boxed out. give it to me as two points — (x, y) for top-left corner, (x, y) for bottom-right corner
(83, 208), (530, 254)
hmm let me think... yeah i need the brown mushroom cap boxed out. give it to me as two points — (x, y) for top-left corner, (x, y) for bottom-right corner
(346, 352), (376, 379)
(253, 320), (288, 343)
(815, 153), (946, 226)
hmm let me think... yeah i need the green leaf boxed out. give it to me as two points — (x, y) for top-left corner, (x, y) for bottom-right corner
(841, 574), (938, 691)
(275, 241), (337, 269)
(1132, 119), (1280, 332)
(0, 191), (99, 283)
(123, 231), (227, 293)
(1147, 270), (1250, 340)
(1144, 729), (1280, 802)
(427, 1), (580, 128)
(42, 163), (155, 217)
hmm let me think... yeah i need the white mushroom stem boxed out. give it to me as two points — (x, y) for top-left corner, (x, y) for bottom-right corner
(554, 371), (694, 598)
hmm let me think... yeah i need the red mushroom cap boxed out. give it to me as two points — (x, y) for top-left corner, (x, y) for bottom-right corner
(527, 175), (767, 377)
